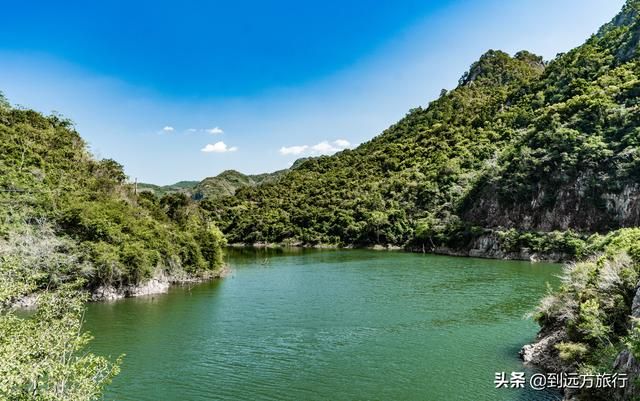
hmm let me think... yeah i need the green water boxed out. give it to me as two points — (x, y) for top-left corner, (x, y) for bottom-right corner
(84, 249), (563, 400)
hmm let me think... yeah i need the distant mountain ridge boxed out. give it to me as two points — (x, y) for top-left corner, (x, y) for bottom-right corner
(139, 158), (314, 200)
(192, 168), (289, 200)
(137, 180), (200, 197)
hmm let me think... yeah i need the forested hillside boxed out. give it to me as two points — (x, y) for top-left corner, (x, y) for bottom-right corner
(203, 0), (640, 258)
(137, 180), (199, 197)
(139, 168), (291, 200)
(192, 168), (289, 200)
(463, 2), (640, 233)
(204, 50), (545, 246)
(0, 96), (225, 305)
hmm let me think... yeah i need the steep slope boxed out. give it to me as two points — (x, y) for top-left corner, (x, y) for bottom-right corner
(207, 1), (640, 255)
(0, 96), (225, 303)
(461, 1), (640, 233)
(204, 51), (546, 245)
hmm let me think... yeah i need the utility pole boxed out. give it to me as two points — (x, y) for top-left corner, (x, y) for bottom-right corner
(134, 177), (138, 195)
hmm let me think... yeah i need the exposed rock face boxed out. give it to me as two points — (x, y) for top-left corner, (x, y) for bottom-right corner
(610, 282), (640, 399)
(91, 275), (171, 301)
(433, 232), (568, 262)
(90, 268), (228, 302)
(463, 181), (640, 233)
(520, 330), (568, 373)
(10, 293), (40, 309)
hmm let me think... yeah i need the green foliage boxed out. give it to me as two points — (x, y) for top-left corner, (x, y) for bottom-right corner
(0, 286), (122, 400)
(556, 342), (589, 363)
(534, 247), (640, 395)
(574, 299), (612, 344)
(497, 229), (588, 257)
(624, 319), (640, 359)
(196, 0), (640, 251)
(137, 180), (199, 197)
(192, 169), (289, 200)
(0, 99), (226, 291)
(203, 50), (545, 246)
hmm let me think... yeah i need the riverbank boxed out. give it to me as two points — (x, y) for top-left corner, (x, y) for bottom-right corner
(228, 230), (573, 263)
(91, 266), (230, 301)
(516, 232), (640, 400)
(9, 266), (230, 309)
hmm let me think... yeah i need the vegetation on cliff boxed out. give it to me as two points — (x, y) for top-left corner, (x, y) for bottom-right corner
(531, 229), (640, 399)
(197, 0), (640, 258)
(203, 50), (546, 246)
(0, 92), (227, 400)
(0, 96), (226, 300)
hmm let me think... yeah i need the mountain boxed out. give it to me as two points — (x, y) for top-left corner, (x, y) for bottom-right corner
(204, 2), (640, 258)
(138, 153), (320, 201)
(202, 1), (640, 398)
(461, 1), (640, 234)
(192, 168), (289, 200)
(139, 166), (296, 200)
(137, 180), (199, 197)
(204, 50), (547, 246)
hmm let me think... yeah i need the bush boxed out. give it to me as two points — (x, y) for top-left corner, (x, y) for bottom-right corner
(556, 342), (589, 362)
(0, 286), (122, 400)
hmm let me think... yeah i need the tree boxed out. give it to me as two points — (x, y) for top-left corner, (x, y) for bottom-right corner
(0, 286), (122, 400)
(367, 211), (389, 244)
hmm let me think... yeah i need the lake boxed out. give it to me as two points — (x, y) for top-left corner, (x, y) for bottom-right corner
(84, 249), (562, 400)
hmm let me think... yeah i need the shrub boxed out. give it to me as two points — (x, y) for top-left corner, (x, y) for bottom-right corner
(556, 342), (589, 362)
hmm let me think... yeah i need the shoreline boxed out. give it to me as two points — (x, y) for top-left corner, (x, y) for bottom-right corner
(228, 235), (570, 263)
(90, 266), (230, 302)
(9, 266), (231, 309)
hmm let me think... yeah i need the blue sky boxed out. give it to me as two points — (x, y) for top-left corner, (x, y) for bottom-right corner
(0, 0), (625, 184)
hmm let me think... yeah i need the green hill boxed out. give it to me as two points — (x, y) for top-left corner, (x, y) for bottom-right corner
(137, 180), (199, 197)
(192, 168), (290, 200)
(204, 50), (546, 246)
(204, 1), (640, 256)
(199, 2), (640, 397)
(0, 96), (225, 304)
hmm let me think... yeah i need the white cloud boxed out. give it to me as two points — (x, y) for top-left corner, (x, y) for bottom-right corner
(206, 127), (224, 135)
(162, 126), (174, 133)
(201, 141), (238, 153)
(279, 145), (309, 155)
(280, 139), (352, 156)
(311, 141), (334, 153)
(186, 128), (198, 133)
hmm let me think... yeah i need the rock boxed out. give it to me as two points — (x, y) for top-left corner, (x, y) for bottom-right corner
(520, 330), (567, 373)
(606, 283), (640, 399)
(10, 293), (40, 309)
(631, 283), (640, 318)
(127, 276), (170, 297)
(614, 350), (640, 374)
(90, 269), (228, 302)
(610, 350), (640, 400)
(91, 272), (171, 301)
(432, 232), (568, 262)
(91, 285), (124, 301)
